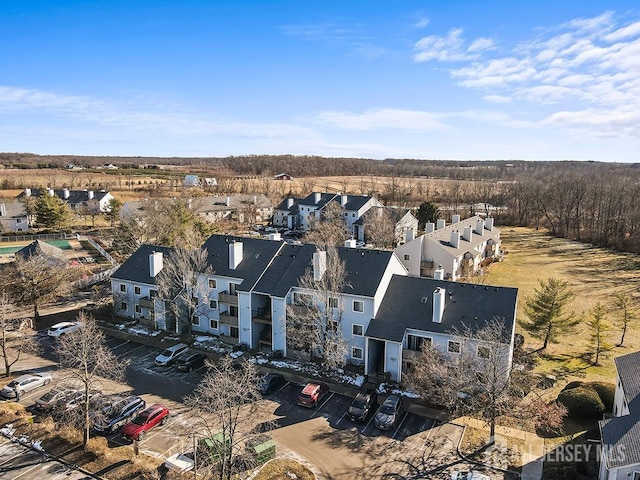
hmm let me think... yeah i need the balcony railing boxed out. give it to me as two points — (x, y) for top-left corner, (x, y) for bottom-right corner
(402, 348), (421, 361)
(138, 297), (154, 309)
(218, 292), (238, 306)
(259, 328), (272, 346)
(252, 307), (272, 324)
(219, 313), (239, 327)
(288, 304), (311, 317)
(219, 334), (239, 345)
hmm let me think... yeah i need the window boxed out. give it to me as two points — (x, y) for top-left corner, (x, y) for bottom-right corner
(404, 254), (410, 261)
(328, 296), (338, 309)
(448, 341), (461, 354)
(351, 213), (355, 217)
(353, 300), (364, 313)
(17, 218), (22, 224)
(192, 316), (200, 326)
(230, 326), (239, 338)
(229, 283), (237, 295)
(209, 300), (218, 309)
(134, 305), (141, 314)
(408, 335), (431, 351)
(632, 471), (640, 480)
(208, 279), (216, 289)
(120, 284), (126, 292)
(352, 324), (364, 336)
(477, 346), (490, 359)
(210, 319), (218, 329)
(120, 302), (127, 311)
(134, 286), (141, 295)
(352, 347), (363, 360)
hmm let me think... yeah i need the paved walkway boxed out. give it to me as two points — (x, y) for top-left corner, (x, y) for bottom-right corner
(456, 416), (545, 479)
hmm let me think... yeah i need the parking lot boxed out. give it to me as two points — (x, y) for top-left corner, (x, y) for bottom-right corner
(0, 325), (497, 479)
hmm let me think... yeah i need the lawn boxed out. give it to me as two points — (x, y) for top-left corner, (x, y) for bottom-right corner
(487, 227), (640, 385)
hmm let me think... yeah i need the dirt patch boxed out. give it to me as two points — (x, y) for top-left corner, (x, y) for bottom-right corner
(251, 457), (316, 480)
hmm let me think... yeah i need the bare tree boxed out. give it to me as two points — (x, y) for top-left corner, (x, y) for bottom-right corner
(55, 311), (125, 447)
(405, 318), (566, 440)
(286, 247), (351, 371)
(587, 302), (611, 366)
(0, 289), (38, 377)
(5, 244), (80, 323)
(362, 207), (397, 248)
(84, 198), (102, 227)
(184, 357), (267, 480)
(305, 201), (348, 248)
(156, 246), (213, 335)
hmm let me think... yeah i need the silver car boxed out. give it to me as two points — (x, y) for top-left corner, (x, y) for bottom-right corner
(1, 373), (53, 398)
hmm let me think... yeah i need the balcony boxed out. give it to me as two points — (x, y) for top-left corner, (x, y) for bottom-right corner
(219, 313), (239, 327)
(402, 348), (421, 361)
(252, 307), (272, 325)
(259, 328), (272, 347)
(288, 304), (311, 317)
(219, 334), (239, 345)
(218, 292), (238, 306)
(138, 297), (155, 309)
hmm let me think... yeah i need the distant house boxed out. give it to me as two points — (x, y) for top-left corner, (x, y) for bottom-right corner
(599, 351), (640, 480)
(183, 175), (201, 187)
(273, 173), (294, 181)
(273, 192), (382, 234)
(194, 194), (273, 224)
(0, 202), (29, 232)
(354, 207), (418, 245)
(16, 188), (115, 213)
(203, 178), (218, 187)
(394, 215), (501, 281)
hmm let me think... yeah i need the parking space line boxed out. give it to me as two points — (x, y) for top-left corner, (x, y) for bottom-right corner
(118, 344), (146, 357)
(311, 393), (334, 418)
(9, 457), (52, 479)
(109, 339), (130, 350)
(391, 411), (410, 440)
(335, 411), (348, 426)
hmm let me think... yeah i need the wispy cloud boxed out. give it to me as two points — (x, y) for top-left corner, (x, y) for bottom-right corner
(415, 11), (640, 138)
(413, 17), (430, 29)
(315, 108), (448, 131)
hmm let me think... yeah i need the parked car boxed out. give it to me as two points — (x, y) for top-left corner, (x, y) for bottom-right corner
(374, 394), (404, 431)
(347, 388), (378, 422)
(93, 394), (146, 434)
(296, 382), (329, 408)
(121, 403), (170, 440)
(451, 471), (491, 480)
(258, 373), (285, 395)
(175, 350), (207, 372)
(155, 343), (189, 366)
(57, 389), (102, 413)
(34, 387), (77, 411)
(47, 321), (83, 338)
(1, 373), (52, 399)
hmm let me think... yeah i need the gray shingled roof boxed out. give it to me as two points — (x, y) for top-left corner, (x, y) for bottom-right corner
(423, 215), (500, 256)
(110, 244), (175, 285)
(298, 192), (373, 212)
(17, 188), (110, 205)
(600, 410), (640, 469)
(201, 235), (284, 292)
(253, 244), (396, 298)
(366, 275), (517, 342)
(275, 197), (304, 212)
(194, 195), (272, 213)
(15, 240), (66, 261)
(354, 207), (415, 226)
(615, 351), (640, 408)
(0, 201), (27, 219)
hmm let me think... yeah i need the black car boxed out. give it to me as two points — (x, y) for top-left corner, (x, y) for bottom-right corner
(374, 394), (404, 431)
(175, 350), (207, 372)
(93, 395), (146, 434)
(347, 388), (378, 422)
(258, 373), (285, 395)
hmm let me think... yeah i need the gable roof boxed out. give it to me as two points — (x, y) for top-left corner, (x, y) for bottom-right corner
(354, 207), (416, 226)
(201, 235), (284, 292)
(253, 244), (397, 298)
(0, 201), (27, 219)
(110, 244), (175, 285)
(615, 351), (640, 408)
(195, 195), (272, 213)
(366, 275), (517, 343)
(16, 240), (66, 261)
(298, 193), (375, 212)
(17, 188), (111, 205)
(275, 197), (303, 212)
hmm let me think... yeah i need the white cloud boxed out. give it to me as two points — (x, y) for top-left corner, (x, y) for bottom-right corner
(413, 28), (488, 62)
(413, 17), (430, 29)
(315, 108), (447, 131)
(604, 20), (640, 41)
(468, 37), (495, 52)
(483, 95), (512, 104)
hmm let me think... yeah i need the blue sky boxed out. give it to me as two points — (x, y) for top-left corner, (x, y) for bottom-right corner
(1, 1), (639, 162)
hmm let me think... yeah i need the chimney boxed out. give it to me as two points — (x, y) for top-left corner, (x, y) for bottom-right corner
(434, 265), (444, 280)
(48, 188), (55, 197)
(0, 204), (6, 217)
(229, 241), (243, 270)
(314, 192), (321, 204)
(436, 219), (446, 230)
(425, 222), (435, 233)
(341, 194), (348, 206)
(485, 217), (494, 231)
(463, 226), (473, 242)
(62, 188), (70, 199)
(313, 250), (327, 281)
(149, 251), (163, 277)
(433, 287), (446, 323)
(452, 214), (460, 224)
(475, 219), (485, 236)
(344, 238), (357, 248)
(225, 196), (231, 207)
(405, 228), (415, 243)
(24, 188), (31, 197)
(286, 198), (294, 208)
(450, 231), (460, 248)
(87, 190), (94, 200)
(269, 232), (281, 241)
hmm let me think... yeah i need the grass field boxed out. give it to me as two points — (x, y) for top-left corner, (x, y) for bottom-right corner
(488, 227), (640, 385)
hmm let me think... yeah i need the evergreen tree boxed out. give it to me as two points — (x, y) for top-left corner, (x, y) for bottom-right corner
(588, 302), (611, 365)
(615, 292), (637, 347)
(415, 201), (440, 230)
(34, 194), (70, 229)
(522, 277), (578, 350)
(104, 197), (122, 227)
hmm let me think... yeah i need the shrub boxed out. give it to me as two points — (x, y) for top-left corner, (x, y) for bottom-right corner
(562, 381), (584, 391)
(557, 387), (605, 419)
(587, 382), (615, 412)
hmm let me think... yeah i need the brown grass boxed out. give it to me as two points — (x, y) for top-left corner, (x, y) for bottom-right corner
(252, 457), (316, 480)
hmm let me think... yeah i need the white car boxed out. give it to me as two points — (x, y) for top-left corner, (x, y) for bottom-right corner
(155, 343), (189, 366)
(1, 372), (53, 398)
(47, 321), (83, 338)
(451, 471), (491, 480)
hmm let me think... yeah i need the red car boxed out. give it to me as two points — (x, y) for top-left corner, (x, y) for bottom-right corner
(121, 403), (169, 441)
(296, 382), (329, 408)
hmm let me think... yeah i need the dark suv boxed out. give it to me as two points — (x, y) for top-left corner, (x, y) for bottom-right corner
(347, 388), (378, 422)
(93, 395), (146, 434)
(175, 350), (207, 372)
(374, 394), (404, 431)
